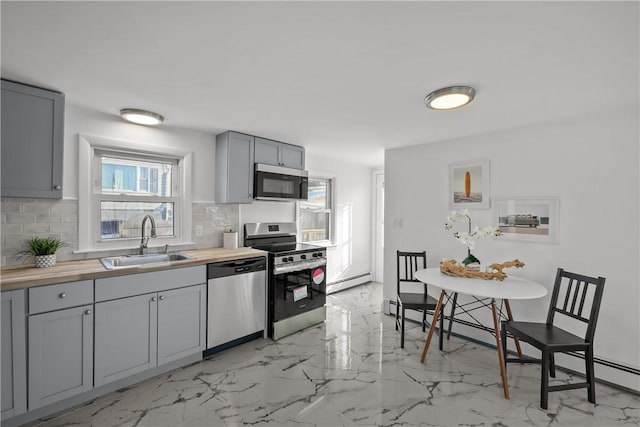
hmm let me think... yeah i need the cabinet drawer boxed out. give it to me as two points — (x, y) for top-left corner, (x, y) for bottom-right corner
(29, 280), (93, 314)
(95, 266), (205, 302)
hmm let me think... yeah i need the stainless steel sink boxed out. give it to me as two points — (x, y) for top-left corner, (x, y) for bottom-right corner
(100, 253), (194, 270)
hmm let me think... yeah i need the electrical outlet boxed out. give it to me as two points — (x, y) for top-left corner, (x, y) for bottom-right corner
(195, 225), (204, 237)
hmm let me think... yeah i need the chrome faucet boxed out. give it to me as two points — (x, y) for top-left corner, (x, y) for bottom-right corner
(139, 215), (157, 255)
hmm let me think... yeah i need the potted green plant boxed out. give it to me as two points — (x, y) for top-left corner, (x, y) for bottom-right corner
(21, 236), (67, 268)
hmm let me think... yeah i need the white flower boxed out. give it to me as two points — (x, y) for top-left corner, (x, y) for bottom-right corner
(445, 209), (471, 230)
(445, 210), (500, 250)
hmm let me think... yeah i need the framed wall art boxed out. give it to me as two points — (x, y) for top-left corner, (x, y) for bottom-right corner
(449, 160), (490, 209)
(493, 197), (559, 243)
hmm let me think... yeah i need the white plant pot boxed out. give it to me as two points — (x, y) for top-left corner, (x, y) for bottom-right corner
(34, 254), (56, 268)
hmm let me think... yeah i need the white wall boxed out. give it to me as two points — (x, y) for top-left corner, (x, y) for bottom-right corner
(384, 108), (639, 391)
(62, 104), (374, 286)
(63, 104), (216, 202)
(305, 154), (373, 286)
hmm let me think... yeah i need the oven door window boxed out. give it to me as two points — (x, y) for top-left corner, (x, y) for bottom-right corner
(256, 171), (302, 199)
(272, 266), (326, 321)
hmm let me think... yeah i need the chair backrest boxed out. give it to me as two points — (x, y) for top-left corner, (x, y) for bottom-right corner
(546, 268), (606, 342)
(397, 250), (427, 294)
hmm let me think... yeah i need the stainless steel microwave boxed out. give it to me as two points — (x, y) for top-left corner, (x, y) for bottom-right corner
(254, 163), (308, 201)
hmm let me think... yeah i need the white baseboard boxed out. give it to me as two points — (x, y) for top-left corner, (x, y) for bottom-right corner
(326, 273), (371, 294)
(382, 297), (396, 315)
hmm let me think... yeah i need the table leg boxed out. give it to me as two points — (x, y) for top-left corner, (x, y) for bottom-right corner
(447, 292), (458, 340)
(421, 290), (445, 364)
(491, 298), (510, 399)
(503, 299), (523, 358)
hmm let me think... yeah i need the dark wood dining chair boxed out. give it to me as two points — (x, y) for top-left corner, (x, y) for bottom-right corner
(396, 250), (440, 348)
(501, 268), (605, 409)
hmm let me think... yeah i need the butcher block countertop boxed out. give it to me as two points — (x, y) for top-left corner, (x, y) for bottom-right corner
(0, 247), (266, 291)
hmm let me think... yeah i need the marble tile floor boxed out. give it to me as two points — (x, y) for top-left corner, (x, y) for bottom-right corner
(27, 282), (639, 427)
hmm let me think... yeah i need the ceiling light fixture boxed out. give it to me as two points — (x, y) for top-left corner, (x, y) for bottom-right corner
(424, 86), (476, 110)
(119, 108), (164, 126)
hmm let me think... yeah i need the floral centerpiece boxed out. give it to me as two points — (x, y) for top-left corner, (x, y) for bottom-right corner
(445, 209), (501, 267)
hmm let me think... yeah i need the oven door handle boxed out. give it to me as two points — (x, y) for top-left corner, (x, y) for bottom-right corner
(272, 258), (326, 275)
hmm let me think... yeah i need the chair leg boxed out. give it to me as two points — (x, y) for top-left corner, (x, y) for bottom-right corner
(422, 309), (427, 332)
(500, 322), (508, 373)
(586, 346), (596, 404)
(395, 299), (399, 331)
(540, 350), (549, 410)
(549, 353), (556, 378)
(447, 292), (458, 340)
(400, 307), (405, 348)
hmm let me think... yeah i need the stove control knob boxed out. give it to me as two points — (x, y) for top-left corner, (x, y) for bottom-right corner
(300, 254), (307, 260)
(288, 256), (294, 262)
(282, 257), (289, 263)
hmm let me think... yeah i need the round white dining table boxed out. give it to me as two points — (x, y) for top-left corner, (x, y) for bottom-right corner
(415, 268), (548, 300)
(414, 267), (548, 399)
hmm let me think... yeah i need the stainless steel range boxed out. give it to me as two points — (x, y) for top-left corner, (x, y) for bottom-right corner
(244, 222), (327, 340)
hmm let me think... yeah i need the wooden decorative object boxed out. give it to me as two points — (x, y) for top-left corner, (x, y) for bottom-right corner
(440, 259), (525, 281)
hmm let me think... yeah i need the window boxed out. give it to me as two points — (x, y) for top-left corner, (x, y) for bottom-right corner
(299, 177), (333, 243)
(78, 135), (192, 252)
(97, 152), (176, 240)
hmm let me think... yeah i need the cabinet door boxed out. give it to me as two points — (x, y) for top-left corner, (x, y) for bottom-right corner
(28, 305), (93, 410)
(1, 291), (26, 420)
(94, 294), (157, 386)
(157, 284), (206, 365)
(254, 137), (281, 166)
(1, 79), (64, 198)
(280, 144), (305, 169)
(216, 132), (254, 203)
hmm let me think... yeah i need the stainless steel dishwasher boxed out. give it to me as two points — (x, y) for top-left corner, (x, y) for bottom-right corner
(205, 256), (266, 355)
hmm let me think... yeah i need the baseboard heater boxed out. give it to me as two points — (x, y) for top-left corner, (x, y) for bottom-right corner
(326, 273), (371, 294)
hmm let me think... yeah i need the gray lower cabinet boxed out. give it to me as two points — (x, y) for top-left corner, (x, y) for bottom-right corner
(94, 293), (157, 386)
(27, 305), (93, 410)
(1, 290), (27, 420)
(94, 283), (206, 386)
(157, 285), (206, 365)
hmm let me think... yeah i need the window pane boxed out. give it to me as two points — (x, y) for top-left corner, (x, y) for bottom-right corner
(101, 157), (172, 196)
(100, 201), (174, 239)
(301, 211), (329, 241)
(303, 179), (328, 209)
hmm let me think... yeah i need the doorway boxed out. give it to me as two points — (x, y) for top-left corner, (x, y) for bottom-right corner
(374, 172), (384, 282)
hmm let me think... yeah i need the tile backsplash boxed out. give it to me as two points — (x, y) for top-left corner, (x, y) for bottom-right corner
(1, 198), (240, 267)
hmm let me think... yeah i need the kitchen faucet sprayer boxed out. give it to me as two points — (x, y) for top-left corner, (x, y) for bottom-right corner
(139, 215), (157, 254)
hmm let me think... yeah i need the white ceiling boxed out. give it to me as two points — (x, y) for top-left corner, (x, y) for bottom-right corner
(2, 1), (638, 167)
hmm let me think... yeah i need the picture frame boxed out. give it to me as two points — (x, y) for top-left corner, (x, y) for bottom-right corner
(449, 160), (490, 209)
(493, 197), (559, 243)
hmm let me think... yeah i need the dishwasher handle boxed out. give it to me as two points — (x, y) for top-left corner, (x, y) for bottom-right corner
(207, 256), (266, 279)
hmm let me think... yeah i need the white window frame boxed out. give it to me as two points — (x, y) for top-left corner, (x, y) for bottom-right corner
(78, 134), (193, 253)
(298, 176), (335, 244)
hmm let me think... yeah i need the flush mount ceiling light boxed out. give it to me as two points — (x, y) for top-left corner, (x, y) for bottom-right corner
(424, 86), (476, 110)
(119, 108), (164, 126)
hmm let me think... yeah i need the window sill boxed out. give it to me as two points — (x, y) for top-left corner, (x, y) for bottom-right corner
(304, 241), (337, 249)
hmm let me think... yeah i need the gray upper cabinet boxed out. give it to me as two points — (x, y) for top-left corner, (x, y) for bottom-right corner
(1, 290), (27, 421)
(215, 131), (255, 203)
(28, 305), (93, 410)
(1, 79), (64, 198)
(255, 137), (305, 169)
